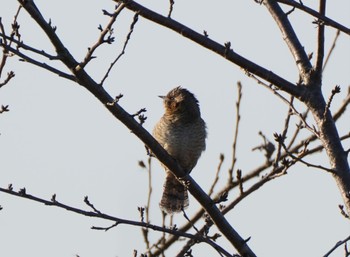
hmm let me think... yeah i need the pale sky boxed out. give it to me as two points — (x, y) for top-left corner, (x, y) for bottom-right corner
(1, 1), (349, 257)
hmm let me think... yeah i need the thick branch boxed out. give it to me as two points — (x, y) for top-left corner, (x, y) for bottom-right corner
(17, 1), (257, 256)
(306, 90), (350, 213)
(114, 0), (303, 99)
(263, 0), (312, 82)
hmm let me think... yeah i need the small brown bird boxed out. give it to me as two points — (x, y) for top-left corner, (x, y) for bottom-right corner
(153, 86), (207, 214)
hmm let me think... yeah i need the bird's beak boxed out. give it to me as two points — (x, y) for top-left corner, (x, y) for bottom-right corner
(158, 95), (166, 99)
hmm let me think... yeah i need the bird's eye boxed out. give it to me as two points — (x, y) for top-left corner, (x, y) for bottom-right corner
(172, 101), (179, 109)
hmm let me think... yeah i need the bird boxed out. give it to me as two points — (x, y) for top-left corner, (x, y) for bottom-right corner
(153, 86), (207, 214)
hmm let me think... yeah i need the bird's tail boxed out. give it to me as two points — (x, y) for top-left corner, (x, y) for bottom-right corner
(160, 172), (188, 214)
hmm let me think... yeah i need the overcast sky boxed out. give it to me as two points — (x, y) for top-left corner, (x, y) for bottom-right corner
(1, 1), (350, 257)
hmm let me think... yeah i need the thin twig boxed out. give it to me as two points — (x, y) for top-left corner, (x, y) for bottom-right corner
(80, 3), (126, 69)
(323, 85), (341, 120)
(0, 105), (10, 113)
(0, 71), (15, 88)
(246, 71), (318, 137)
(0, 18), (9, 78)
(274, 96), (294, 168)
(228, 81), (242, 182)
(0, 6), (22, 77)
(145, 157), (152, 224)
(286, 109), (309, 149)
(100, 12), (139, 86)
(168, 0), (175, 18)
(323, 235), (350, 257)
(1, 44), (75, 81)
(236, 169), (244, 195)
(0, 33), (58, 60)
(338, 204), (350, 219)
(333, 86), (350, 122)
(92, 222), (119, 231)
(84, 196), (102, 214)
(208, 154), (225, 197)
(280, 139), (335, 173)
(143, 157), (152, 251)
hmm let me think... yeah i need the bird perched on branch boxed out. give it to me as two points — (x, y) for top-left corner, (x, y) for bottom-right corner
(153, 86), (207, 214)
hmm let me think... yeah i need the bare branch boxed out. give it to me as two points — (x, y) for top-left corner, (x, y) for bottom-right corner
(138, 157), (153, 251)
(80, 3), (126, 69)
(0, 6), (22, 78)
(92, 222), (119, 231)
(333, 86), (350, 122)
(145, 157), (152, 224)
(149, 89), (350, 256)
(323, 30), (340, 72)
(0, 33), (59, 60)
(262, 0), (312, 81)
(245, 71), (319, 137)
(323, 235), (350, 257)
(168, 0), (175, 18)
(114, 0), (303, 98)
(277, 0), (350, 35)
(338, 204), (350, 219)
(0, 104), (10, 114)
(0, 71), (15, 88)
(208, 154), (225, 197)
(4, 1), (349, 255)
(286, 109), (309, 149)
(0, 18), (9, 77)
(236, 169), (244, 195)
(84, 196), (102, 214)
(279, 136), (335, 173)
(274, 96), (294, 167)
(1, 44), (75, 81)
(314, 0), (326, 81)
(252, 132), (275, 162)
(228, 81), (242, 183)
(100, 12), (139, 86)
(323, 85), (341, 120)
(0, 185), (232, 255)
(16, 1), (257, 256)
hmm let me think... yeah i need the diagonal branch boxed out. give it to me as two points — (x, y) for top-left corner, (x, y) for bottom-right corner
(277, 0), (350, 36)
(100, 12), (139, 86)
(113, 0), (303, 99)
(323, 29), (340, 72)
(0, 33), (58, 60)
(262, 0), (312, 82)
(323, 235), (350, 257)
(152, 98), (350, 255)
(16, 1), (257, 256)
(80, 3), (126, 69)
(1, 44), (75, 81)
